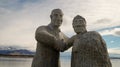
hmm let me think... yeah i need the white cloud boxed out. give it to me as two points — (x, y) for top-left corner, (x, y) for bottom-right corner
(99, 28), (120, 36)
(108, 48), (120, 54)
(110, 41), (114, 43)
(0, 0), (120, 50)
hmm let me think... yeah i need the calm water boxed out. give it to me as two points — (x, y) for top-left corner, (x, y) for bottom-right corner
(0, 57), (119, 67)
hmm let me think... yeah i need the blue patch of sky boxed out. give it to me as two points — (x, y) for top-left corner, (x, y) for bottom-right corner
(96, 25), (120, 49)
(103, 35), (120, 49)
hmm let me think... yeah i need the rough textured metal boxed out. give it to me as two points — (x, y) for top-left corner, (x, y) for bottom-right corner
(71, 15), (112, 67)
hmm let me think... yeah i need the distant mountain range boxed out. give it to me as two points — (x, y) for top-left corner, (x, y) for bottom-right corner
(0, 46), (120, 59)
(0, 46), (35, 56)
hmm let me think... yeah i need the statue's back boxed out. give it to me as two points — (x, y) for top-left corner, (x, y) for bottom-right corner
(71, 31), (112, 67)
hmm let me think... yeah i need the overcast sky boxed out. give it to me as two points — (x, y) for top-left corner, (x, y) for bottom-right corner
(0, 0), (120, 54)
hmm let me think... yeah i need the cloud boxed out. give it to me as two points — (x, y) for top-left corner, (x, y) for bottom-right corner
(115, 31), (120, 36)
(108, 48), (120, 54)
(95, 18), (112, 24)
(0, 0), (120, 50)
(88, 18), (120, 31)
(99, 28), (120, 36)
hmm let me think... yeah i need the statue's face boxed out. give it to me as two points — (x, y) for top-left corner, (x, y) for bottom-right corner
(51, 10), (63, 27)
(73, 18), (86, 34)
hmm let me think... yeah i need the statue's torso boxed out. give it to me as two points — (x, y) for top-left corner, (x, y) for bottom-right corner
(72, 31), (101, 53)
(71, 31), (104, 67)
(32, 25), (64, 67)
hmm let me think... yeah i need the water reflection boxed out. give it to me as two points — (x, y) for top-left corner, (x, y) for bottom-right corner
(0, 57), (119, 67)
(0, 57), (32, 67)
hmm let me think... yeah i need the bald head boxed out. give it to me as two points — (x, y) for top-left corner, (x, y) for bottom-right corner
(50, 9), (63, 28)
(51, 9), (63, 16)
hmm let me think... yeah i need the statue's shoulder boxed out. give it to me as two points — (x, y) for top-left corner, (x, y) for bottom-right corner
(85, 31), (101, 37)
(87, 31), (100, 35)
(71, 35), (77, 39)
(36, 25), (47, 31)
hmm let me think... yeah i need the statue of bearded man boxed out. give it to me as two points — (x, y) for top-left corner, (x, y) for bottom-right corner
(70, 15), (112, 67)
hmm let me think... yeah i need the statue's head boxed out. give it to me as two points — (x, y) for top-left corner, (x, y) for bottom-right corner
(50, 9), (63, 28)
(72, 15), (87, 34)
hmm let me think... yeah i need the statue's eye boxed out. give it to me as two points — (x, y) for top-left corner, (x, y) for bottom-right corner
(60, 15), (62, 17)
(54, 14), (58, 17)
(75, 19), (81, 22)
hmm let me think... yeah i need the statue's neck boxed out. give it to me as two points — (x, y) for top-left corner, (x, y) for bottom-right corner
(48, 23), (60, 31)
(77, 30), (87, 35)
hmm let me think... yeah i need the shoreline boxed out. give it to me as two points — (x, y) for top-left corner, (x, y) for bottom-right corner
(0, 54), (120, 59)
(0, 54), (34, 58)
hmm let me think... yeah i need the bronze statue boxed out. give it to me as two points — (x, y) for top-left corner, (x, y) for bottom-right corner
(31, 9), (71, 67)
(70, 15), (112, 67)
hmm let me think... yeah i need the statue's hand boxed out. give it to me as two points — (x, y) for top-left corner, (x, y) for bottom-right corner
(54, 39), (65, 51)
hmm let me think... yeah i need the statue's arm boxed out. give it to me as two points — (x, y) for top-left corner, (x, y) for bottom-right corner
(60, 35), (75, 52)
(100, 36), (112, 67)
(93, 31), (112, 67)
(91, 31), (111, 67)
(35, 27), (67, 51)
(35, 27), (56, 48)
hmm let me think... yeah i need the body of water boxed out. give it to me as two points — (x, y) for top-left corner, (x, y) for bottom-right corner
(0, 57), (119, 67)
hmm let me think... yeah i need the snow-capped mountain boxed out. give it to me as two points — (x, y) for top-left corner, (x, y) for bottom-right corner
(0, 46), (35, 55)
